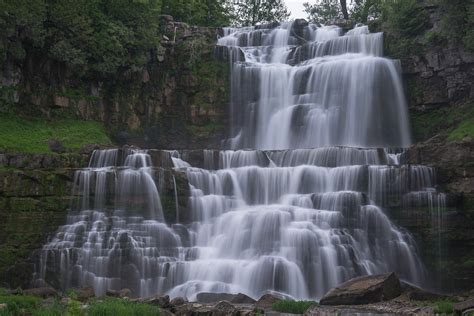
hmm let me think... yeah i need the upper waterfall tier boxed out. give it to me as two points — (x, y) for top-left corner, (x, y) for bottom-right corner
(218, 23), (411, 150)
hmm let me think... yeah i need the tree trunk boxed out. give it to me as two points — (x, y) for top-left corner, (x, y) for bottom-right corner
(340, 0), (349, 20)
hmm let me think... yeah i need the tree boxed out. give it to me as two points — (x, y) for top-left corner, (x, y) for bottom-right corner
(161, 0), (231, 27)
(340, 0), (349, 20)
(232, 0), (291, 26)
(303, 0), (342, 24)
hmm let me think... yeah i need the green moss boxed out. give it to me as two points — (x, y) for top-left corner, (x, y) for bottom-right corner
(87, 298), (161, 316)
(272, 300), (318, 314)
(0, 114), (111, 153)
(447, 119), (474, 141)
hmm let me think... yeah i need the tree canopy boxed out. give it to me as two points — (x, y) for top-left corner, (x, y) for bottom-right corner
(231, 0), (291, 26)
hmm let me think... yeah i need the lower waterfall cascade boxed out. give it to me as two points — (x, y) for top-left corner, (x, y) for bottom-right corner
(35, 22), (448, 300)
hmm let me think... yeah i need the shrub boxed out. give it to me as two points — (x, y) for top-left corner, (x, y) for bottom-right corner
(433, 299), (454, 314)
(425, 31), (447, 46)
(382, 0), (429, 37)
(272, 300), (318, 314)
(87, 298), (161, 316)
(0, 295), (41, 316)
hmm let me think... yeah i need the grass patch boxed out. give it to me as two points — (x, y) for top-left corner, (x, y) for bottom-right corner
(447, 119), (474, 141)
(0, 114), (111, 153)
(87, 298), (161, 316)
(410, 104), (474, 142)
(0, 295), (41, 316)
(433, 299), (454, 314)
(272, 300), (318, 314)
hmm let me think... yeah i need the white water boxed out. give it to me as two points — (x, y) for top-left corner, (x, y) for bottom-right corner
(36, 22), (446, 300)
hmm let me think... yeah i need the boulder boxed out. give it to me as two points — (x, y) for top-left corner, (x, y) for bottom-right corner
(23, 287), (58, 298)
(403, 284), (447, 301)
(76, 287), (95, 301)
(213, 300), (237, 315)
(319, 273), (402, 305)
(170, 296), (187, 306)
(105, 288), (131, 298)
(454, 298), (474, 314)
(255, 293), (283, 309)
(147, 294), (170, 308)
(196, 292), (255, 304)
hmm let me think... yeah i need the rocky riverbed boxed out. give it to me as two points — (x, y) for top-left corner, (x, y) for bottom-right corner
(1, 273), (473, 315)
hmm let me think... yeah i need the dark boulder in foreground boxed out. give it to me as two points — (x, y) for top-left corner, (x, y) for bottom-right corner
(196, 292), (255, 304)
(320, 273), (402, 305)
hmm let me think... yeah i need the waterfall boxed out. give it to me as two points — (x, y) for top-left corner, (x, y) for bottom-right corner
(36, 22), (446, 300)
(35, 149), (181, 297)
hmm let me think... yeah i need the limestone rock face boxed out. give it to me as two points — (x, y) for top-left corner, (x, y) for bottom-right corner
(319, 273), (402, 305)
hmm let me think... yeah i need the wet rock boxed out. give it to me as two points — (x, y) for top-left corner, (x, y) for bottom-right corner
(320, 273), (402, 305)
(403, 284), (447, 301)
(23, 287), (58, 298)
(147, 294), (170, 308)
(213, 300), (237, 315)
(255, 293), (283, 309)
(170, 296), (187, 306)
(454, 298), (474, 314)
(196, 292), (255, 304)
(106, 288), (131, 298)
(76, 287), (95, 301)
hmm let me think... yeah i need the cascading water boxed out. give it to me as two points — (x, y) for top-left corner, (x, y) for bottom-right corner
(36, 22), (447, 300)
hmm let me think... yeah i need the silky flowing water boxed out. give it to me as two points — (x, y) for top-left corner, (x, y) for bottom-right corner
(35, 23), (446, 300)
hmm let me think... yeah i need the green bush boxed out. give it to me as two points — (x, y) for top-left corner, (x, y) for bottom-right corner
(433, 299), (454, 314)
(0, 295), (41, 316)
(87, 298), (161, 316)
(425, 31), (447, 46)
(272, 300), (318, 314)
(382, 0), (429, 37)
(31, 301), (65, 316)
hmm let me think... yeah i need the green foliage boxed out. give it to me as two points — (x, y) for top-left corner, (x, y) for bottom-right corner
(32, 300), (65, 316)
(87, 298), (161, 316)
(161, 0), (231, 27)
(272, 300), (318, 314)
(232, 0), (290, 26)
(0, 295), (41, 316)
(439, 0), (474, 51)
(303, 0), (342, 24)
(350, 0), (383, 23)
(433, 299), (454, 314)
(65, 300), (83, 316)
(0, 114), (111, 153)
(382, 0), (429, 37)
(425, 31), (447, 46)
(0, 0), (162, 79)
